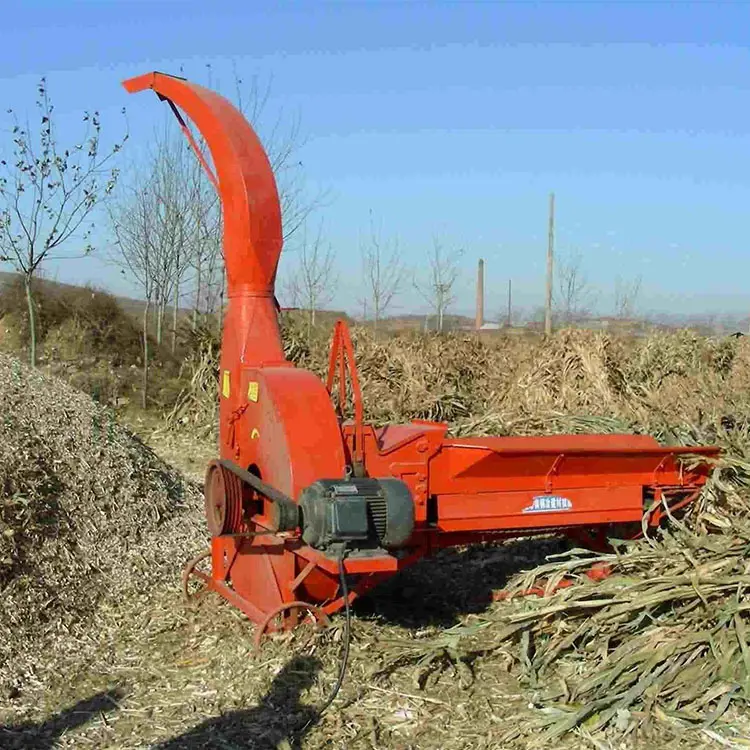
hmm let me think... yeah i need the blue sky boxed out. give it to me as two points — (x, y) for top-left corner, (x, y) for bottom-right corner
(2, 1), (750, 318)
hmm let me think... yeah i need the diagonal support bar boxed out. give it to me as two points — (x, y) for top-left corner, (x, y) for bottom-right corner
(166, 100), (219, 191)
(326, 320), (365, 473)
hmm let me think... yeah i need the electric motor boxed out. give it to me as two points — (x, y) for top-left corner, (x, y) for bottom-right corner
(299, 477), (414, 552)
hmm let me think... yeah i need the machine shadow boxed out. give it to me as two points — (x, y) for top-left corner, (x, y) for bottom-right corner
(0, 688), (124, 749)
(354, 536), (571, 628)
(153, 655), (322, 750)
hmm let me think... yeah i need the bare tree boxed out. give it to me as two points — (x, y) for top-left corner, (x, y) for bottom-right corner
(0, 77), (126, 365)
(112, 129), (198, 350)
(415, 238), (463, 333)
(177, 151), (224, 334)
(147, 130), (200, 351)
(286, 222), (337, 331)
(111, 135), (220, 361)
(614, 274), (642, 320)
(555, 250), (596, 325)
(359, 213), (405, 330)
(107, 177), (160, 408)
(186, 154), (222, 328)
(279, 272), (302, 309)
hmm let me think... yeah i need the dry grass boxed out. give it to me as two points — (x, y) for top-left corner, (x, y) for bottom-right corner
(3, 321), (750, 748)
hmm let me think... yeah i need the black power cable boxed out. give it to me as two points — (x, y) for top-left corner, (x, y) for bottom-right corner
(293, 550), (352, 740)
(317, 554), (352, 714)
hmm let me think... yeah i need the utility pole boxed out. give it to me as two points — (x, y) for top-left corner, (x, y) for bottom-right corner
(507, 278), (512, 328)
(544, 192), (555, 336)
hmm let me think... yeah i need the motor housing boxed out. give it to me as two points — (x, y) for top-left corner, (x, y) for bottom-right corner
(299, 477), (414, 552)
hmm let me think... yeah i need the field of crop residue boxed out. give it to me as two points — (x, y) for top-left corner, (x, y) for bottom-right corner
(3, 319), (750, 749)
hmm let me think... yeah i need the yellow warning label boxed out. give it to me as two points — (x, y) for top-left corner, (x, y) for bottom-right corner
(247, 381), (259, 403)
(250, 428), (260, 440)
(222, 370), (231, 399)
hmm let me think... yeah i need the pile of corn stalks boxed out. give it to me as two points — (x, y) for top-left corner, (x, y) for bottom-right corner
(164, 323), (221, 437)
(377, 496), (750, 745)
(509, 527), (750, 742)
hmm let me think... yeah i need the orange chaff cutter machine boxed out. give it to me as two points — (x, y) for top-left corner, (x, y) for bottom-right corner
(124, 72), (720, 642)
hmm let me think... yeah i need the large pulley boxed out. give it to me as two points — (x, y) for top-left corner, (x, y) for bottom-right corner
(204, 459), (246, 536)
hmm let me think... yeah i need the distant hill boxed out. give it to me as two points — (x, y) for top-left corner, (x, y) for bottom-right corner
(0, 271), (352, 329)
(3, 271), (742, 336)
(0, 271), (156, 319)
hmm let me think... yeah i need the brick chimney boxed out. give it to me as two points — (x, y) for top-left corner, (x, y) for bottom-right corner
(475, 258), (484, 330)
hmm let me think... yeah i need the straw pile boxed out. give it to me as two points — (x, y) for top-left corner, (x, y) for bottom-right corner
(0, 352), (203, 701)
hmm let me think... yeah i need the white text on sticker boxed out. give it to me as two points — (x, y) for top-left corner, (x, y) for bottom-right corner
(522, 495), (573, 513)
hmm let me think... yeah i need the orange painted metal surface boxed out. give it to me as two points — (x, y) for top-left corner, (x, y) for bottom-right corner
(124, 71), (721, 637)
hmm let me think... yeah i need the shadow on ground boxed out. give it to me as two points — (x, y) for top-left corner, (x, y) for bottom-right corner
(153, 655), (322, 750)
(0, 688), (124, 749)
(355, 536), (572, 628)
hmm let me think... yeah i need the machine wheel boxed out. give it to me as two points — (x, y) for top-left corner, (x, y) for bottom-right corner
(254, 601), (331, 650)
(182, 549), (212, 601)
